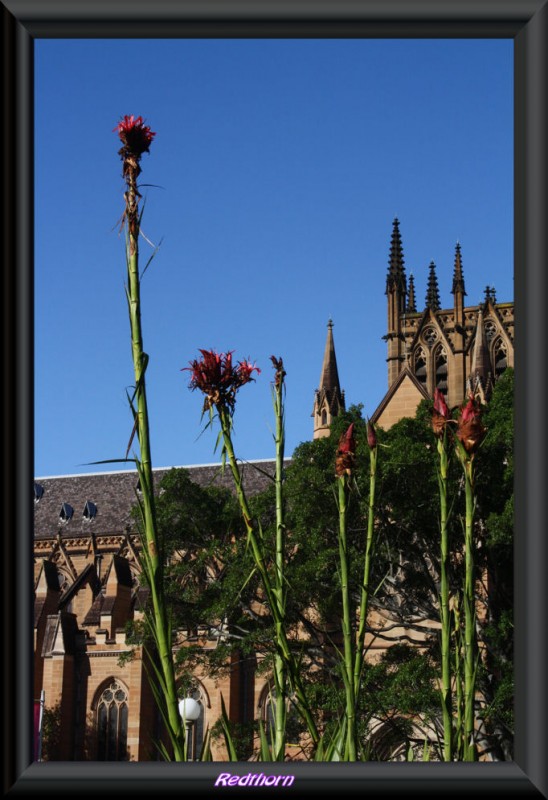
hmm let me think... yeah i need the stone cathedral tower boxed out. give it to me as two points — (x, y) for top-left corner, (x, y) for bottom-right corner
(371, 218), (514, 429)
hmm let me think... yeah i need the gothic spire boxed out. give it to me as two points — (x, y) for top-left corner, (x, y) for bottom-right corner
(451, 242), (466, 296)
(318, 319), (342, 396)
(386, 217), (407, 295)
(425, 261), (441, 311)
(407, 273), (416, 312)
(313, 319), (345, 439)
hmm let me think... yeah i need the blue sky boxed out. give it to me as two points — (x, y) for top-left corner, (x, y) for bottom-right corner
(34, 38), (513, 477)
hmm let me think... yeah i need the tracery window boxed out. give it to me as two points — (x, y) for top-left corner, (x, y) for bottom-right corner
(414, 347), (427, 388)
(422, 327), (438, 348)
(493, 338), (508, 379)
(484, 319), (498, 341)
(434, 346), (448, 395)
(96, 679), (129, 761)
(260, 685), (305, 747)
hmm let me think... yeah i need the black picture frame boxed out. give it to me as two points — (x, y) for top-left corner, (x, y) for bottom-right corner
(2, 1), (547, 796)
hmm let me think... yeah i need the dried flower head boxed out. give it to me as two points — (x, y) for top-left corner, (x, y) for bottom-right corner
(270, 356), (286, 388)
(184, 349), (260, 413)
(431, 388), (451, 438)
(367, 420), (377, 449)
(335, 422), (356, 477)
(456, 394), (486, 455)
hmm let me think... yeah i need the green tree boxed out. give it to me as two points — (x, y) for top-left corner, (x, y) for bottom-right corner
(140, 375), (513, 760)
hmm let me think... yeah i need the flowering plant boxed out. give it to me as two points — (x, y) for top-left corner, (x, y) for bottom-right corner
(185, 349), (260, 413)
(112, 116), (185, 760)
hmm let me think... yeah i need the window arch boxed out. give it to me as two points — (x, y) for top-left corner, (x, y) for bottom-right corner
(414, 347), (427, 389)
(493, 337), (508, 379)
(321, 409), (327, 426)
(94, 678), (129, 761)
(259, 683), (305, 748)
(434, 345), (448, 395)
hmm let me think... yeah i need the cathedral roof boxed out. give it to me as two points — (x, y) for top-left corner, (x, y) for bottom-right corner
(34, 460), (286, 541)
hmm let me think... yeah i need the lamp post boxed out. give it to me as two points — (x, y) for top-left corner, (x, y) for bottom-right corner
(178, 697), (201, 761)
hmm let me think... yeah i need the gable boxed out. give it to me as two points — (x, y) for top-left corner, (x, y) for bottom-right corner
(372, 371), (429, 430)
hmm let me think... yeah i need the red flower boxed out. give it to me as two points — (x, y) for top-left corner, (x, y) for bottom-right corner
(431, 388), (451, 438)
(456, 394), (486, 455)
(114, 115), (156, 156)
(184, 349), (260, 412)
(335, 423), (356, 476)
(235, 359), (261, 387)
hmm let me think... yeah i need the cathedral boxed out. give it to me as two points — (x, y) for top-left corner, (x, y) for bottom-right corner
(34, 219), (514, 761)
(313, 218), (514, 435)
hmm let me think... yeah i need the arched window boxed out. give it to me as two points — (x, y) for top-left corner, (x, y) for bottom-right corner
(95, 679), (129, 761)
(434, 346), (448, 395)
(260, 684), (305, 748)
(321, 409), (327, 426)
(414, 347), (427, 389)
(493, 338), (508, 379)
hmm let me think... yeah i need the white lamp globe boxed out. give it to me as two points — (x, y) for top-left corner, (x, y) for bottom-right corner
(178, 697), (201, 723)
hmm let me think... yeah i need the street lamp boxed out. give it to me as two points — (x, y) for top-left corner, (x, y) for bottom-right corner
(178, 696), (201, 760)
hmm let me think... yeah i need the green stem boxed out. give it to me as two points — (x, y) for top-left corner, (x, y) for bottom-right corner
(453, 599), (464, 761)
(463, 460), (477, 761)
(338, 475), (357, 761)
(217, 406), (319, 746)
(273, 376), (286, 759)
(438, 436), (453, 762)
(353, 445), (377, 699)
(125, 172), (183, 761)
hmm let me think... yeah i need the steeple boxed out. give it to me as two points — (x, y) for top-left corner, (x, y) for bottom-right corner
(313, 320), (345, 439)
(385, 218), (408, 387)
(407, 273), (416, 312)
(425, 261), (441, 311)
(451, 242), (466, 296)
(386, 217), (407, 300)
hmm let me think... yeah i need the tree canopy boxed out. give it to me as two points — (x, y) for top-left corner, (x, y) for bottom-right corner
(147, 369), (514, 760)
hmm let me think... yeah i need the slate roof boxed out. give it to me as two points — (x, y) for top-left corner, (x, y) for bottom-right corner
(34, 460), (288, 540)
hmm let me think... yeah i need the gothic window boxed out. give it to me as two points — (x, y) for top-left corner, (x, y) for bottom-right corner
(414, 347), (427, 388)
(435, 346), (448, 395)
(260, 685), (305, 747)
(321, 409), (327, 426)
(95, 679), (129, 761)
(422, 327), (438, 348)
(493, 338), (508, 379)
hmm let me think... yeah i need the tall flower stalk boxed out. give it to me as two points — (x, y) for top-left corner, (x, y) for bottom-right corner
(271, 357), (287, 759)
(185, 350), (320, 750)
(455, 394), (486, 762)
(114, 116), (184, 760)
(431, 389), (453, 761)
(335, 423), (357, 760)
(353, 421), (378, 699)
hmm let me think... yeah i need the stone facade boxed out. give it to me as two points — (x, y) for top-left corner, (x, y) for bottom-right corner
(33, 462), (284, 761)
(371, 220), (514, 427)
